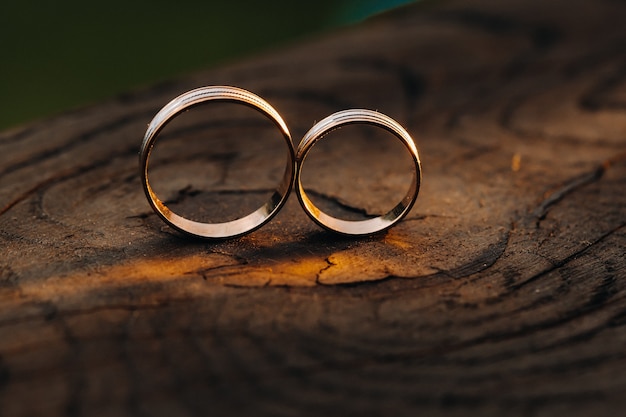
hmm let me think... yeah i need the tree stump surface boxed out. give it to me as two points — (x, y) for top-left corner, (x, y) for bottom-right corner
(1, 0), (625, 415)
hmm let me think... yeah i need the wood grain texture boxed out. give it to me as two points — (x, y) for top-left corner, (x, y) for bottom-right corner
(1, 0), (625, 415)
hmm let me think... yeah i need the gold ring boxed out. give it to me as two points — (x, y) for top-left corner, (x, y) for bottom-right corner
(295, 109), (421, 235)
(139, 86), (295, 239)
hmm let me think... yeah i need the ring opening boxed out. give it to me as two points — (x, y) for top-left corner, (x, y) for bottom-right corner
(148, 101), (288, 224)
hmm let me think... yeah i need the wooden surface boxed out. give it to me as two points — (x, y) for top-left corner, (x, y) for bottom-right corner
(1, 0), (626, 415)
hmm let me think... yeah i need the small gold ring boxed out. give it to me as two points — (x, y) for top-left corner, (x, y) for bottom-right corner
(295, 109), (421, 235)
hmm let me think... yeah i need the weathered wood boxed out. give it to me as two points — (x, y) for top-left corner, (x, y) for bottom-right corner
(1, 0), (626, 415)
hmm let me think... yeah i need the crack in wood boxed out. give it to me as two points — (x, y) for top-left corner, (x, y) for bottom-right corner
(315, 257), (337, 285)
(445, 225), (512, 280)
(532, 152), (626, 226)
(532, 165), (605, 226)
(510, 222), (626, 291)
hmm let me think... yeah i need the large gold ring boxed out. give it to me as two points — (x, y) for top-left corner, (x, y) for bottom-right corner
(139, 86), (295, 239)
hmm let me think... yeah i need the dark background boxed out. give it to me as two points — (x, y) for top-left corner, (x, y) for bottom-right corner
(0, 0), (414, 130)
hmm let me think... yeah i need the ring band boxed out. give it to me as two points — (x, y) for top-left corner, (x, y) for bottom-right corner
(295, 109), (421, 236)
(139, 86), (295, 239)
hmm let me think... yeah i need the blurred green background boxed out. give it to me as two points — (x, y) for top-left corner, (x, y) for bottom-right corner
(0, 0), (415, 131)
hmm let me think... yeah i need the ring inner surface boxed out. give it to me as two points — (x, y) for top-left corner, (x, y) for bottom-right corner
(145, 99), (292, 237)
(298, 123), (417, 235)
